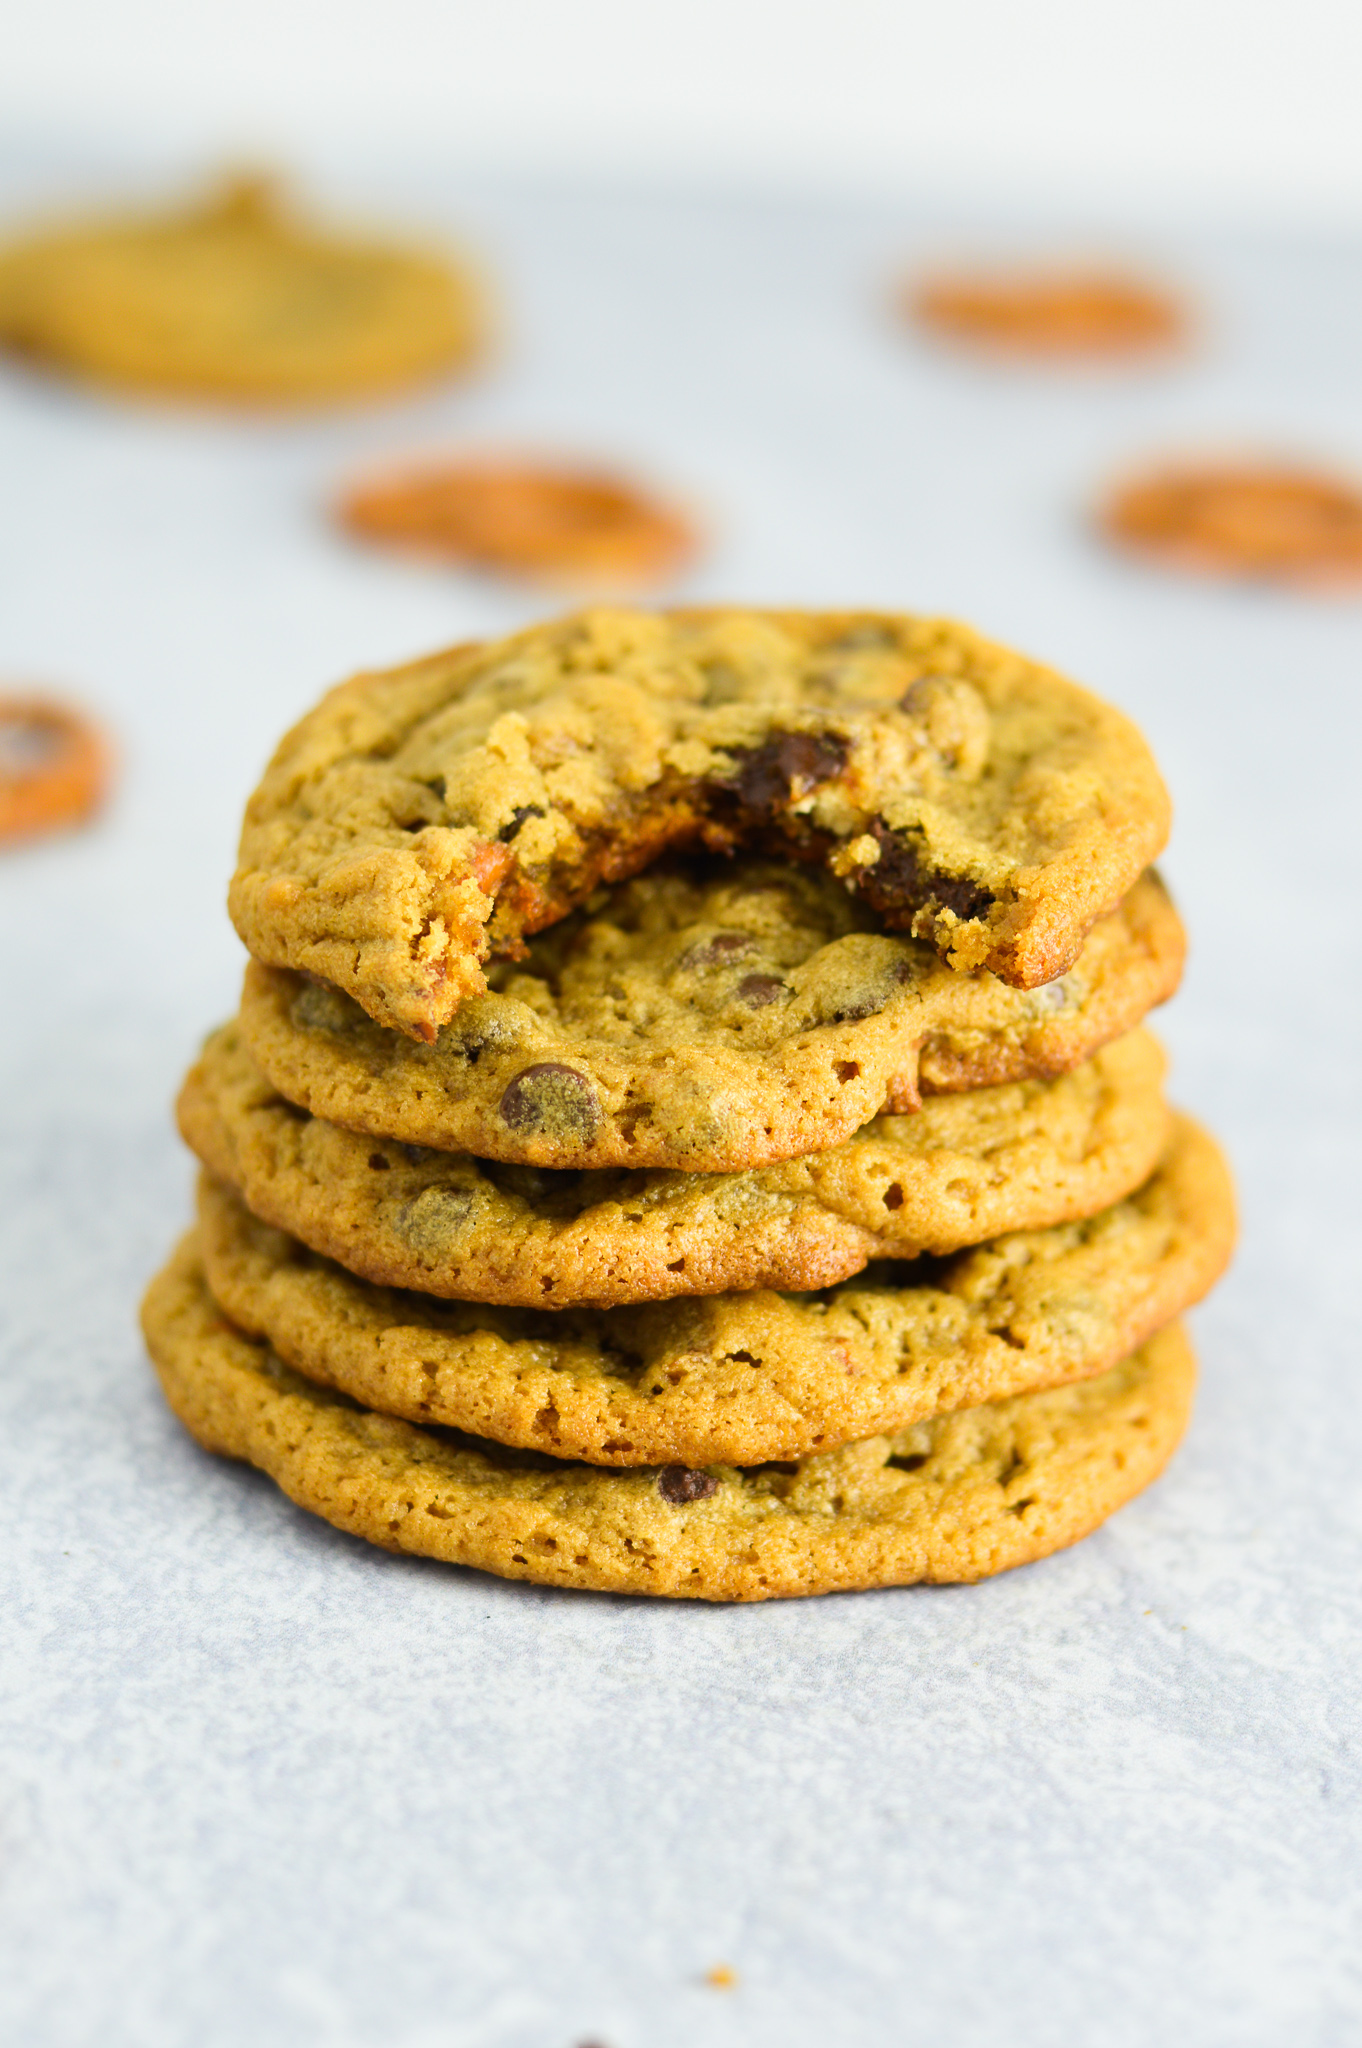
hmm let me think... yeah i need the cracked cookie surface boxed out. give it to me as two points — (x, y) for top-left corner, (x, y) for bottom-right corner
(182, 1023), (1170, 1305)
(0, 173), (482, 404)
(236, 862), (1183, 1172)
(143, 1236), (1197, 1601)
(229, 607), (1171, 1038)
(191, 1115), (1233, 1467)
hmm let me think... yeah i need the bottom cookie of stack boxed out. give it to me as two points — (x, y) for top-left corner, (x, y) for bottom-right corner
(144, 1233), (1197, 1603)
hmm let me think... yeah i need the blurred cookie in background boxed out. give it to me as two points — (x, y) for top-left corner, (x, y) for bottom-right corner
(1099, 460), (1362, 588)
(0, 695), (112, 847)
(905, 266), (1186, 360)
(0, 171), (486, 406)
(337, 454), (699, 588)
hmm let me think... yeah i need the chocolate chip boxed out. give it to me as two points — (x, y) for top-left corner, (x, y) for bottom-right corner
(498, 1062), (601, 1142)
(857, 820), (994, 924)
(367, 1152), (391, 1170)
(394, 1185), (475, 1250)
(886, 1451), (928, 1472)
(498, 804), (545, 843)
(289, 981), (363, 1037)
(897, 674), (991, 778)
(681, 931), (751, 969)
(899, 674), (953, 715)
(657, 1466), (720, 1504)
(736, 972), (786, 1006)
(723, 729), (849, 818)
(929, 870), (995, 921)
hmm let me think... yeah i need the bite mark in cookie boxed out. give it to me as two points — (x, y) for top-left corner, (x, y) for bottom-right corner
(229, 608), (1171, 1038)
(858, 819), (996, 929)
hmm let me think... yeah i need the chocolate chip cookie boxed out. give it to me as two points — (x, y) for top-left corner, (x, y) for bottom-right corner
(236, 862), (1183, 1172)
(0, 172), (483, 405)
(229, 608), (1171, 1039)
(142, 1234), (1197, 1600)
(181, 1021), (1170, 1305)
(190, 1114), (1233, 1468)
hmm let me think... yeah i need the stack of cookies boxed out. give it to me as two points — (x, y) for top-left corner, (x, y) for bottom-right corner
(142, 608), (1235, 1601)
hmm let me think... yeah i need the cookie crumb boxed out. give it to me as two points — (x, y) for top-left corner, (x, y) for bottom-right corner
(831, 832), (882, 875)
(658, 1466), (720, 1505)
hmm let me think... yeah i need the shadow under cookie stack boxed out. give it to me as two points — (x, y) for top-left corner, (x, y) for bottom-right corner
(142, 608), (1235, 1602)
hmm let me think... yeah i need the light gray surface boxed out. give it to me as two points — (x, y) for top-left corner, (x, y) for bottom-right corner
(2, 161), (1361, 2048)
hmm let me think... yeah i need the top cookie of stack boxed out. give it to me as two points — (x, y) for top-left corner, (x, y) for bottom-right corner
(145, 605), (1233, 1601)
(226, 606), (1172, 1168)
(230, 607), (1169, 1035)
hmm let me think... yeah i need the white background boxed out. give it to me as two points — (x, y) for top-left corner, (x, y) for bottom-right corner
(4, 0), (1362, 222)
